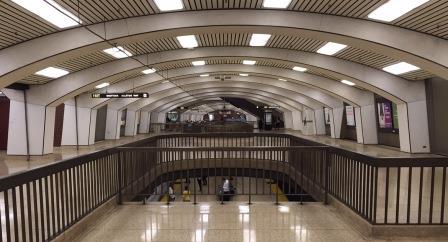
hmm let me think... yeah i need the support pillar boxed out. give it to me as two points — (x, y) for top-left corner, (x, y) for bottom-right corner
(139, 111), (150, 134)
(125, 110), (139, 136)
(398, 101), (430, 153)
(4, 89), (55, 155)
(105, 108), (121, 140)
(61, 99), (97, 146)
(314, 108), (326, 135)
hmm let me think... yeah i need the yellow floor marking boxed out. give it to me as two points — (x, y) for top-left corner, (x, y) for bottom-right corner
(270, 183), (289, 202)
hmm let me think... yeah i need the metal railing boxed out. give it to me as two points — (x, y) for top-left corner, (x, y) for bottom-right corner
(1, 132), (447, 241)
(327, 151), (448, 225)
(148, 122), (257, 134)
(0, 149), (119, 242)
(116, 146), (329, 205)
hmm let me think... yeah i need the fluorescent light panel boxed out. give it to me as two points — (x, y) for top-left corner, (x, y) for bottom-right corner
(142, 68), (156, 74)
(154, 0), (184, 11)
(35, 67), (69, 78)
(192, 60), (206, 66)
(95, 82), (110, 89)
(249, 34), (271, 46)
(12, 0), (81, 28)
(243, 60), (256, 65)
(317, 42), (347, 55)
(293, 66), (307, 72)
(279, 78), (287, 82)
(262, 0), (292, 8)
(239, 73), (249, 76)
(200, 74), (209, 77)
(341, 80), (355, 86)
(162, 80), (170, 83)
(176, 35), (198, 49)
(368, 0), (429, 22)
(103, 46), (132, 59)
(382, 62), (420, 75)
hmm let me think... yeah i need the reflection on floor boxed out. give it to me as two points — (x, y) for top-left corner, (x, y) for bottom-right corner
(0, 134), (153, 176)
(77, 202), (445, 242)
(1, 130), (441, 177)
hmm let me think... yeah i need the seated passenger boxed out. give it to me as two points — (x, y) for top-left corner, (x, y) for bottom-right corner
(182, 186), (190, 202)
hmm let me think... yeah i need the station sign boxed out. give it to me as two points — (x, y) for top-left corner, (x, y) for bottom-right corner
(91, 93), (149, 98)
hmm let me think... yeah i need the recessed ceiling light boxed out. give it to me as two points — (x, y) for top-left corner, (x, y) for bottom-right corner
(249, 34), (271, 46)
(35, 67), (69, 78)
(340, 80), (356, 86)
(142, 68), (156, 74)
(317, 42), (347, 55)
(176, 35), (198, 49)
(95, 82), (110, 89)
(200, 74), (209, 77)
(262, 0), (292, 9)
(279, 78), (288, 82)
(192, 60), (206, 66)
(154, 0), (184, 11)
(382, 62), (420, 75)
(368, 0), (429, 22)
(103, 46), (132, 59)
(243, 60), (256, 65)
(239, 73), (249, 77)
(292, 66), (307, 72)
(11, 0), (81, 28)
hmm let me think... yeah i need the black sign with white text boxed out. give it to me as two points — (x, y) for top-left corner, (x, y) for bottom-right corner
(91, 93), (149, 98)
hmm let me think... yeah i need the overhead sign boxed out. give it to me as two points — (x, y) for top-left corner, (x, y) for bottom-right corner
(91, 93), (149, 98)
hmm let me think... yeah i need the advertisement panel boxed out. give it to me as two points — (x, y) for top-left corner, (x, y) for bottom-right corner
(345, 106), (355, 126)
(377, 102), (393, 128)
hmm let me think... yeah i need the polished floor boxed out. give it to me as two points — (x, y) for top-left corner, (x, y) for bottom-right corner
(77, 202), (446, 242)
(1, 130), (438, 177)
(0, 134), (153, 176)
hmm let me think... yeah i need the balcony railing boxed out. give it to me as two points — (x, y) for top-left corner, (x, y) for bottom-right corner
(0, 133), (447, 241)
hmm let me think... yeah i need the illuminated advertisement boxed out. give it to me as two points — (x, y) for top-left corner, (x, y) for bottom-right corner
(345, 106), (355, 126)
(377, 102), (393, 128)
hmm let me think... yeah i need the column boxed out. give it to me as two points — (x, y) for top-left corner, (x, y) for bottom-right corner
(3, 88), (55, 155)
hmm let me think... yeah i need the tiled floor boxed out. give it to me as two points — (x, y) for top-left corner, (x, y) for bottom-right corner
(1, 130), (439, 178)
(0, 134), (154, 176)
(77, 202), (446, 242)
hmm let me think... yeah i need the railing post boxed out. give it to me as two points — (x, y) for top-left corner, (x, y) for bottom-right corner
(324, 148), (330, 205)
(118, 151), (123, 205)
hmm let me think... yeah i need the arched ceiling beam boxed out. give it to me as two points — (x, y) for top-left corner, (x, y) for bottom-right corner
(143, 92), (292, 115)
(105, 81), (323, 112)
(153, 93), (288, 114)
(121, 87), (304, 113)
(28, 46), (406, 106)
(0, 10), (442, 99)
(75, 64), (371, 110)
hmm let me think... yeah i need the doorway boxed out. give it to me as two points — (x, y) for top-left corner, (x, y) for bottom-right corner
(0, 96), (10, 150)
(53, 104), (65, 147)
(95, 105), (107, 142)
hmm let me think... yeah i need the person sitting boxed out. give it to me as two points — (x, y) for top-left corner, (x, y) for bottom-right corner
(222, 177), (231, 201)
(168, 183), (175, 202)
(182, 186), (190, 202)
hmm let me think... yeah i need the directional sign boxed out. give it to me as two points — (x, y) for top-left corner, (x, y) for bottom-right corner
(91, 93), (149, 98)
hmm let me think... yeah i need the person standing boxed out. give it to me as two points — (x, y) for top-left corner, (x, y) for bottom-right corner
(196, 177), (203, 192)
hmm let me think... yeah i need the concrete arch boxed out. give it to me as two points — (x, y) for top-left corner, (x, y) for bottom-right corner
(73, 64), (372, 111)
(26, 47), (418, 106)
(1, 10), (446, 88)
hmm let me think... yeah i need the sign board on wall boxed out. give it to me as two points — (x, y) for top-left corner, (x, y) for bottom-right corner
(345, 106), (355, 126)
(377, 102), (393, 128)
